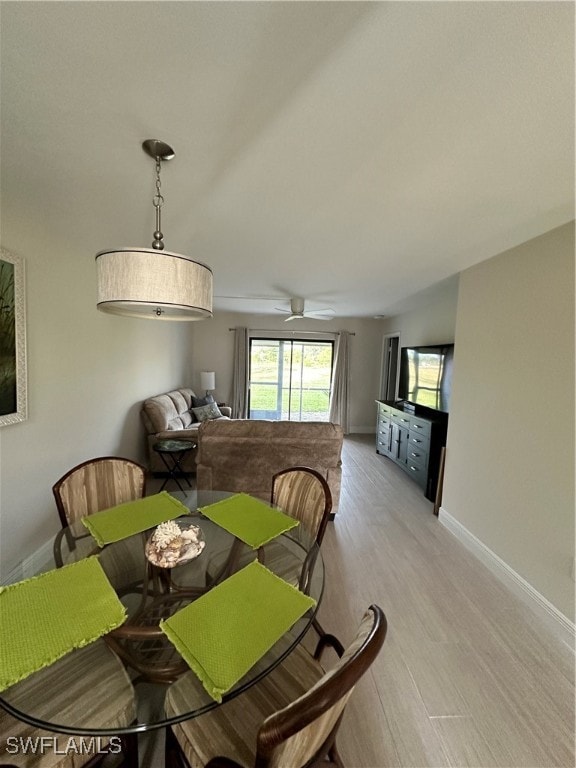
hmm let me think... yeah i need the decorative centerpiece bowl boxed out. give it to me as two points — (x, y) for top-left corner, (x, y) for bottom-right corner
(145, 519), (205, 568)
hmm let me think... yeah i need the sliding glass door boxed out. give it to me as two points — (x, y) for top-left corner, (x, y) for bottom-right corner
(248, 338), (334, 421)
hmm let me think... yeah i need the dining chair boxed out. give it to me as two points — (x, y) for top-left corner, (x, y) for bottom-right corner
(52, 456), (147, 593)
(204, 466), (332, 590)
(270, 466), (332, 545)
(52, 456), (147, 528)
(164, 604), (387, 768)
(254, 466), (332, 591)
(0, 639), (139, 768)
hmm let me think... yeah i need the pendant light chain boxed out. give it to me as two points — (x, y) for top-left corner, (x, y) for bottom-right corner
(152, 155), (165, 251)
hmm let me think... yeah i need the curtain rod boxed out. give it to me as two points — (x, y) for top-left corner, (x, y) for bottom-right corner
(228, 328), (355, 335)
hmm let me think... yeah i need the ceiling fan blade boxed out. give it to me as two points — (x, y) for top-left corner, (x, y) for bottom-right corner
(275, 307), (292, 314)
(284, 315), (300, 322)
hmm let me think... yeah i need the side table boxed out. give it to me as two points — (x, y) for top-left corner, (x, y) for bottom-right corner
(153, 439), (196, 493)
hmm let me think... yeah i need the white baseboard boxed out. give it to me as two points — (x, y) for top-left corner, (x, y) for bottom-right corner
(438, 507), (575, 651)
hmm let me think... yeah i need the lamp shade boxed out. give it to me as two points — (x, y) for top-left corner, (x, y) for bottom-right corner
(200, 371), (216, 392)
(96, 248), (213, 320)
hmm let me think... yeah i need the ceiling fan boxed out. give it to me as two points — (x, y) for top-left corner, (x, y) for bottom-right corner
(275, 297), (335, 322)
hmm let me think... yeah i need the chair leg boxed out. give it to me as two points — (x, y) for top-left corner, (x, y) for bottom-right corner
(120, 732), (139, 768)
(165, 726), (189, 768)
(328, 743), (345, 768)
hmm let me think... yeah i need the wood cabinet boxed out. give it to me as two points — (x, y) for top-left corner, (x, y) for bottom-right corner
(376, 400), (447, 502)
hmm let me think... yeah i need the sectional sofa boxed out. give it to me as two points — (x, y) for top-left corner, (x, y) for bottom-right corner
(141, 387), (344, 513)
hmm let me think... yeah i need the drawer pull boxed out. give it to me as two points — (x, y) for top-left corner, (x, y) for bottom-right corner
(409, 465), (418, 472)
(413, 424), (422, 429)
(410, 452), (421, 458)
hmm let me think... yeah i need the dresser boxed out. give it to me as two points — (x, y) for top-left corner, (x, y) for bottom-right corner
(375, 400), (448, 502)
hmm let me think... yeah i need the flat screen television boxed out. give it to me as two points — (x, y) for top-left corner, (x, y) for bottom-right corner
(398, 344), (454, 413)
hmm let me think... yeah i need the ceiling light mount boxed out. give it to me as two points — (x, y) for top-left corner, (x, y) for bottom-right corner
(275, 297), (335, 321)
(141, 139), (175, 162)
(95, 139), (213, 321)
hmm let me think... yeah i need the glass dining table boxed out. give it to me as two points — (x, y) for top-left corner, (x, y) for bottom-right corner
(0, 489), (324, 737)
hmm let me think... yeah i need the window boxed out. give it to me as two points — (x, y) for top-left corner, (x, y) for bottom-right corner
(248, 338), (334, 421)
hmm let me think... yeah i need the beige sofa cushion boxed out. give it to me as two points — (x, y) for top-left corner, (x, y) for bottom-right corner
(141, 388), (196, 433)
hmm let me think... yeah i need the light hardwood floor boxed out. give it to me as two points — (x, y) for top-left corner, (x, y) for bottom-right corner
(320, 435), (575, 767)
(144, 434), (575, 767)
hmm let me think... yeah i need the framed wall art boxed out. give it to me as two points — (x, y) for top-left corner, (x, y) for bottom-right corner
(0, 248), (27, 426)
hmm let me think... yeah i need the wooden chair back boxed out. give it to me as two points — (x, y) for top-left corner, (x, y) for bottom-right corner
(271, 466), (332, 546)
(53, 456), (147, 527)
(256, 604), (387, 767)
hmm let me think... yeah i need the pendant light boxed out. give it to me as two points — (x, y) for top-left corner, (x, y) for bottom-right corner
(96, 139), (213, 320)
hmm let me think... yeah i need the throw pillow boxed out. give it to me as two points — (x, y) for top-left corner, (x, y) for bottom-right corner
(192, 402), (223, 422)
(192, 394), (215, 408)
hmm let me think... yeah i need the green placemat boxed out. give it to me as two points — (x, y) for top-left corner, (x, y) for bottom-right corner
(160, 561), (316, 702)
(82, 491), (189, 546)
(198, 493), (298, 548)
(0, 557), (126, 691)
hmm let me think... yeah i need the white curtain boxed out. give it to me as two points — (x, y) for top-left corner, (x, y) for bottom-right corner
(231, 327), (249, 418)
(329, 331), (350, 434)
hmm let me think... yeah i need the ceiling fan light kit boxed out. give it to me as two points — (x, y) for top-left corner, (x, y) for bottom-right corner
(96, 140), (213, 321)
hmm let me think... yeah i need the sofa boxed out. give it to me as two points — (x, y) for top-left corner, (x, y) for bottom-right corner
(195, 419), (344, 514)
(141, 388), (232, 473)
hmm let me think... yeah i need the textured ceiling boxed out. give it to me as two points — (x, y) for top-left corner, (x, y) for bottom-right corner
(1, 1), (574, 318)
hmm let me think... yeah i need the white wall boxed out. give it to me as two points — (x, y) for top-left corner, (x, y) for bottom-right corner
(380, 275), (459, 347)
(442, 222), (575, 621)
(0, 232), (194, 581)
(378, 277), (459, 401)
(189, 311), (384, 433)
